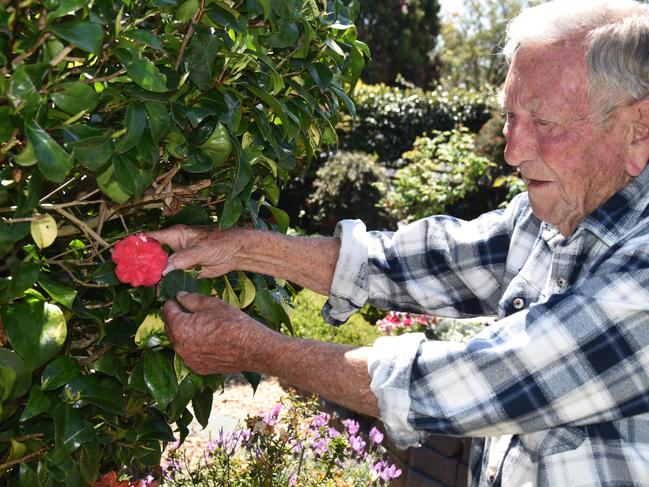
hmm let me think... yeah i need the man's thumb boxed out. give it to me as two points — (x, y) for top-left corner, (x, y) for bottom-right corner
(175, 291), (214, 312)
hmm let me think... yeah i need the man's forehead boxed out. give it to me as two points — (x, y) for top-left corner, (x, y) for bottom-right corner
(501, 41), (589, 112)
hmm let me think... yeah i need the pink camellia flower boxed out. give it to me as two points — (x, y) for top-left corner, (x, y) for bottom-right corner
(112, 234), (168, 287)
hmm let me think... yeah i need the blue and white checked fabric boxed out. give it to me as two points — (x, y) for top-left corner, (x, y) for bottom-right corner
(323, 168), (649, 486)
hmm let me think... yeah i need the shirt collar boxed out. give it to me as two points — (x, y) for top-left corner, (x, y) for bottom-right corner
(576, 165), (649, 246)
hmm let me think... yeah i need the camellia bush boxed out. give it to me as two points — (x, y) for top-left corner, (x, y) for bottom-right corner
(0, 0), (366, 485)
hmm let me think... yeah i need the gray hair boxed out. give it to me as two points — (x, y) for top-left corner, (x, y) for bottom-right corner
(503, 0), (649, 118)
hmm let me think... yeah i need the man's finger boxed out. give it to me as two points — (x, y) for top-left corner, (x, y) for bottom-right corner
(162, 299), (190, 345)
(175, 291), (219, 312)
(164, 251), (201, 275)
(145, 225), (191, 250)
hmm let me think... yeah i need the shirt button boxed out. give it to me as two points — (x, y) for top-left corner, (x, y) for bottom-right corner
(512, 297), (525, 310)
(556, 277), (567, 289)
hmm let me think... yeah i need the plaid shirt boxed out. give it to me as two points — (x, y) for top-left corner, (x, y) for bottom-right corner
(323, 168), (649, 486)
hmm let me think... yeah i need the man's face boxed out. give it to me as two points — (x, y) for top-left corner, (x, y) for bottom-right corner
(502, 41), (633, 236)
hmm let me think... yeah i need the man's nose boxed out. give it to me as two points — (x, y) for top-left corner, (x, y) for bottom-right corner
(504, 120), (538, 167)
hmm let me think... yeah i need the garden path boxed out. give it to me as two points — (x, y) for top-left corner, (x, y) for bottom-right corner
(173, 374), (285, 461)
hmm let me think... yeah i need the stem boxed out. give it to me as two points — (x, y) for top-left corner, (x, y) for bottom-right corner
(12, 32), (50, 65)
(52, 207), (110, 249)
(174, 0), (206, 71)
(0, 447), (47, 470)
(49, 45), (74, 67)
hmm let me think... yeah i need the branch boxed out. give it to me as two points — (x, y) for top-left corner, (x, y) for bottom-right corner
(12, 32), (50, 66)
(0, 447), (47, 471)
(174, 0), (206, 71)
(49, 45), (74, 67)
(52, 207), (110, 249)
(57, 262), (110, 289)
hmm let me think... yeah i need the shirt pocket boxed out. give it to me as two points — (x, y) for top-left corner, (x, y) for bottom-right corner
(518, 427), (586, 461)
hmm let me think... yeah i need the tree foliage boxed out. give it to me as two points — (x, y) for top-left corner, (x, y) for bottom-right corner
(352, 0), (441, 87)
(0, 0), (365, 484)
(437, 0), (541, 89)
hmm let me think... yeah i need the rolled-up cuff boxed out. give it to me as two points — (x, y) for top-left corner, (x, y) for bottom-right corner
(321, 219), (371, 325)
(368, 333), (428, 449)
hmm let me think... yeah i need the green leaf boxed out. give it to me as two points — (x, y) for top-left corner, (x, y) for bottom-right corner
(0, 260), (39, 304)
(242, 371), (261, 394)
(0, 349), (30, 399)
(243, 83), (290, 135)
(123, 29), (164, 51)
(64, 376), (125, 415)
(222, 276), (240, 308)
(219, 196), (242, 230)
(164, 205), (209, 227)
(186, 27), (219, 90)
(96, 163), (130, 204)
(78, 442), (101, 487)
(238, 272), (256, 308)
(38, 274), (77, 309)
(191, 387), (213, 429)
(265, 204), (289, 233)
(53, 403), (95, 453)
(70, 135), (113, 170)
(123, 57), (168, 93)
(199, 122), (231, 167)
(181, 150), (213, 173)
(143, 351), (178, 409)
(159, 270), (201, 300)
(135, 312), (170, 348)
(49, 21), (104, 54)
(20, 385), (50, 422)
(144, 102), (172, 142)
(1, 298), (67, 371)
(8, 67), (40, 112)
(117, 103), (147, 153)
(0, 366), (16, 402)
(25, 119), (73, 183)
(50, 82), (99, 115)
(46, 0), (86, 21)
(113, 154), (145, 197)
(41, 356), (81, 391)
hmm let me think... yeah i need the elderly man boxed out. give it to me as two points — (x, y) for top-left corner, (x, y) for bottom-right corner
(151, 0), (649, 485)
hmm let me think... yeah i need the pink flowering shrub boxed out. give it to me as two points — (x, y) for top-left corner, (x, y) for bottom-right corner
(112, 234), (168, 287)
(163, 392), (401, 486)
(376, 311), (439, 336)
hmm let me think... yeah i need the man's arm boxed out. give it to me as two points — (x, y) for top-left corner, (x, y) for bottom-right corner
(163, 292), (380, 417)
(148, 226), (340, 296)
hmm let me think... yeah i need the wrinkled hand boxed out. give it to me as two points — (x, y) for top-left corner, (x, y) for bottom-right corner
(162, 291), (274, 375)
(147, 224), (243, 278)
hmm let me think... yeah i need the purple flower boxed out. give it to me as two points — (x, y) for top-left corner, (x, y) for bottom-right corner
(289, 473), (297, 486)
(349, 434), (366, 455)
(262, 403), (282, 425)
(369, 426), (384, 445)
(311, 412), (331, 428)
(312, 437), (330, 456)
(342, 419), (359, 435)
(380, 464), (402, 481)
(327, 427), (341, 438)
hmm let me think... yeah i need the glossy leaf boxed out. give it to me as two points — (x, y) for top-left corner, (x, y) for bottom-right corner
(64, 376), (125, 415)
(53, 403), (95, 453)
(96, 163), (130, 204)
(222, 276), (240, 308)
(143, 351), (178, 409)
(70, 135), (113, 170)
(41, 356), (81, 391)
(0, 349), (30, 399)
(117, 103), (147, 153)
(122, 57), (168, 93)
(238, 272), (256, 308)
(135, 312), (170, 348)
(50, 82), (99, 115)
(49, 21), (104, 54)
(1, 298), (67, 371)
(25, 119), (73, 183)
(191, 387), (213, 429)
(0, 366), (16, 402)
(159, 270), (201, 300)
(38, 274), (77, 310)
(219, 196), (242, 230)
(20, 385), (50, 422)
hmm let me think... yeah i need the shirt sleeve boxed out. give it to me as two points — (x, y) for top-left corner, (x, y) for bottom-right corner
(369, 230), (649, 449)
(322, 193), (531, 325)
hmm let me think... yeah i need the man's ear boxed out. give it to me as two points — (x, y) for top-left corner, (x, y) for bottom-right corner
(626, 99), (649, 177)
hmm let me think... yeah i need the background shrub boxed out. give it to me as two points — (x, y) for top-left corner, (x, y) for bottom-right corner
(377, 127), (496, 222)
(337, 83), (496, 166)
(303, 151), (391, 234)
(289, 290), (380, 347)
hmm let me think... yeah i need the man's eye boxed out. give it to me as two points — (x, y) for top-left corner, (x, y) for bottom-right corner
(534, 118), (553, 128)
